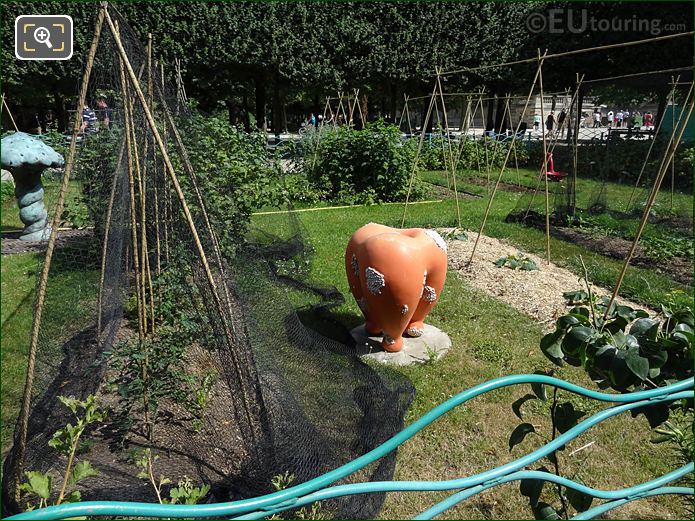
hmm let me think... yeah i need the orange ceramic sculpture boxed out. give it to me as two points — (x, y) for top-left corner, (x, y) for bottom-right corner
(345, 223), (447, 352)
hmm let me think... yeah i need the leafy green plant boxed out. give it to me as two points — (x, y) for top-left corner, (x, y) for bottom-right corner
(444, 228), (468, 241)
(304, 121), (425, 204)
(269, 471), (329, 520)
(60, 199), (91, 229)
(543, 288), (693, 392)
(135, 448), (210, 505)
(174, 110), (285, 248)
(641, 235), (694, 262)
(20, 395), (106, 510)
(494, 254), (539, 271)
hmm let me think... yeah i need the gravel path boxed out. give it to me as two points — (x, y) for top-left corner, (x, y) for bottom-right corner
(1, 229), (93, 255)
(443, 229), (654, 330)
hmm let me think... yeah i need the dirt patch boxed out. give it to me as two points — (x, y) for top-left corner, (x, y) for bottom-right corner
(506, 214), (693, 287)
(425, 181), (479, 200)
(462, 175), (535, 194)
(549, 227), (692, 287)
(443, 230), (655, 330)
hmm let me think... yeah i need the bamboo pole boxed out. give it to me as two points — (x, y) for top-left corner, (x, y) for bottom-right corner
(401, 79), (438, 227)
(436, 68), (462, 228)
(432, 92), (450, 190)
(148, 35), (162, 277)
(159, 62), (170, 265)
(104, 9), (259, 434)
(670, 77), (676, 211)
(12, 6), (105, 504)
(128, 80), (154, 336)
(480, 95), (491, 192)
(2, 94), (19, 132)
(118, 25), (147, 340)
(468, 51), (546, 265)
(581, 66), (691, 85)
(538, 49), (551, 265)
(118, 37), (153, 438)
(605, 96), (694, 316)
(625, 78), (684, 211)
(404, 94), (413, 135)
(96, 140), (126, 344)
(152, 77), (237, 330)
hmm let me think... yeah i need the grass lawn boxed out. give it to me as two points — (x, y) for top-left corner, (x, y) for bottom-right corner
(423, 165), (693, 219)
(1, 251), (99, 452)
(2, 178), (83, 232)
(414, 171), (691, 310)
(253, 203), (688, 519)
(1, 174), (688, 516)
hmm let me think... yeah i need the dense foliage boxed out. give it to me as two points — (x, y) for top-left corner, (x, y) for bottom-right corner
(304, 122), (426, 204)
(174, 110), (284, 244)
(420, 136), (531, 171)
(3, 2), (692, 130)
(542, 291), (693, 392)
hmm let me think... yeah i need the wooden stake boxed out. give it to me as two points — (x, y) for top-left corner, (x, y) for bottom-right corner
(538, 48), (551, 265)
(436, 68), (462, 228)
(402, 79), (438, 227)
(117, 24), (147, 341)
(468, 52), (547, 265)
(12, 5), (105, 505)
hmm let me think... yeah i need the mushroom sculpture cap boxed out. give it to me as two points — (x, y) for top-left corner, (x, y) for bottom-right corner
(1, 132), (65, 170)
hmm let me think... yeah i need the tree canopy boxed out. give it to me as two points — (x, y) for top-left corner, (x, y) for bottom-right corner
(2, 1), (692, 130)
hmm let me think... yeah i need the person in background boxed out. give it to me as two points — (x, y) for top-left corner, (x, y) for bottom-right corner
(545, 111), (555, 134)
(309, 113), (316, 127)
(606, 110), (614, 128)
(81, 104), (98, 133)
(96, 96), (112, 130)
(557, 109), (566, 135)
(623, 109), (630, 124)
(616, 109), (624, 128)
(632, 111), (643, 129)
(644, 111), (654, 128)
(593, 110), (601, 128)
(533, 113), (541, 131)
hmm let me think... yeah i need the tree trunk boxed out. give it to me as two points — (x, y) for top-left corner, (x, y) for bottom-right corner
(485, 98), (495, 131)
(494, 96), (505, 133)
(272, 72), (281, 135)
(424, 97), (433, 134)
(54, 91), (68, 132)
(360, 94), (368, 129)
(254, 74), (266, 131)
(389, 83), (397, 122)
(226, 99), (235, 126)
(242, 92), (251, 133)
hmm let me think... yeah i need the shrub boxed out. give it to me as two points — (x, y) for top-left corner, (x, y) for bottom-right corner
(305, 121), (426, 203)
(175, 110), (284, 245)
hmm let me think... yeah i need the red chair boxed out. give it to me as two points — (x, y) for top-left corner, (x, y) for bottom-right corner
(543, 152), (568, 181)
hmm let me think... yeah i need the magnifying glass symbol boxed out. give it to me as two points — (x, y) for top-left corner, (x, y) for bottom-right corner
(34, 26), (53, 49)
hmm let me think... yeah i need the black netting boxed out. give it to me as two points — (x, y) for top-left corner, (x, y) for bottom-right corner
(2, 7), (413, 518)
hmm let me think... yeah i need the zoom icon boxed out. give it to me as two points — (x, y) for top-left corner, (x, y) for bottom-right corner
(15, 15), (73, 60)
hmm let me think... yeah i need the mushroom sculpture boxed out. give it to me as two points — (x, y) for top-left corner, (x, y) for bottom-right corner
(346, 223), (447, 352)
(1, 132), (64, 241)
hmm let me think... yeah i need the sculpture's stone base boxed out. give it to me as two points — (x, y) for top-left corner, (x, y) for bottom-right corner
(19, 226), (51, 241)
(351, 324), (451, 366)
